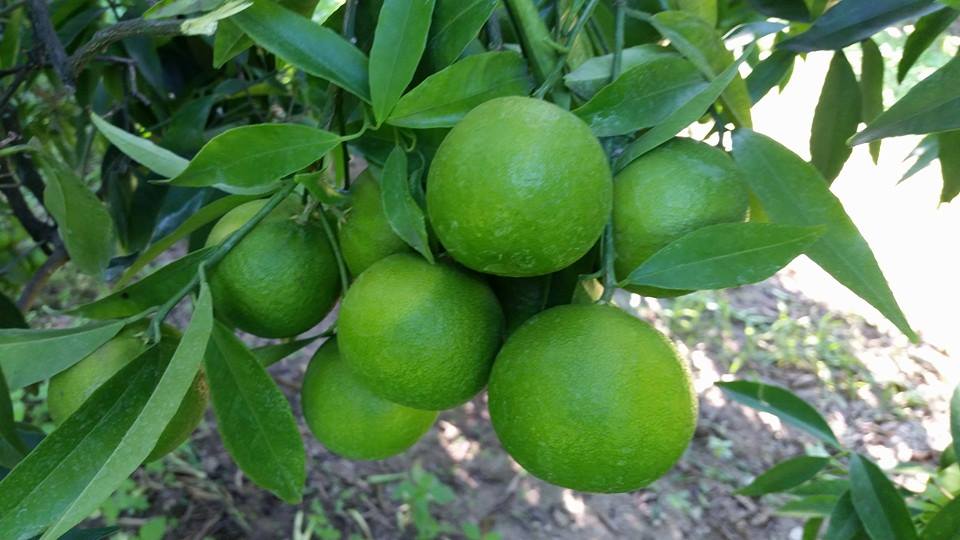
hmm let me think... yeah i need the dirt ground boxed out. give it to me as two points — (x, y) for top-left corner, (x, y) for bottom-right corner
(101, 270), (953, 540)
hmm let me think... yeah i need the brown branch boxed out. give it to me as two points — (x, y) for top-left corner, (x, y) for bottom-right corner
(23, 0), (72, 87)
(68, 19), (182, 76)
(16, 242), (67, 311)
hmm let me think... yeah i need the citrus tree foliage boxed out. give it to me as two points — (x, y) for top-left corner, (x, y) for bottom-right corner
(0, 0), (958, 538)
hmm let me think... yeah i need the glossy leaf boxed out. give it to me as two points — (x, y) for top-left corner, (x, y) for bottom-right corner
(574, 55), (707, 137)
(564, 45), (677, 99)
(72, 248), (213, 319)
(253, 336), (318, 366)
(369, 0), (436, 123)
(205, 323), (305, 503)
(117, 194), (256, 287)
(388, 51), (532, 129)
(646, 10), (753, 127)
(747, 0), (810, 20)
(0, 320), (125, 390)
(849, 454), (918, 540)
(732, 129), (916, 340)
(860, 39), (884, 163)
(212, 19), (251, 68)
(623, 222), (824, 291)
(777, 495), (840, 517)
(717, 380), (840, 447)
(42, 162), (115, 277)
(938, 130), (960, 203)
(0, 293), (26, 329)
(951, 383), (959, 463)
(779, 0), (941, 52)
(737, 456), (830, 496)
(824, 491), (867, 540)
(168, 124), (339, 194)
(900, 135), (939, 184)
(614, 45), (755, 171)
(0, 8), (24, 70)
(233, 0), (370, 101)
(922, 492), (960, 540)
(810, 51), (861, 183)
(381, 147), (433, 263)
(427, 0), (497, 68)
(747, 50), (796, 104)
(39, 284), (212, 540)
(90, 114), (188, 179)
(899, 8), (958, 83)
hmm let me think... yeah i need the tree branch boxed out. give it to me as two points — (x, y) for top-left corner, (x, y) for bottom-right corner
(68, 19), (182, 76)
(23, 0), (72, 87)
(16, 242), (67, 311)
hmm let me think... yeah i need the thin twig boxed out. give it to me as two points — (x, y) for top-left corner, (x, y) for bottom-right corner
(16, 242), (67, 311)
(68, 18), (182, 76)
(532, 0), (602, 98)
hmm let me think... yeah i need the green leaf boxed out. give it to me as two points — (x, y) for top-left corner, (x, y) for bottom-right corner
(180, 0), (254, 36)
(564, 45), (677, 100)
(622, 222), (824, 291)
(427, 0), (497, 68)
(810, 51), (861, 183)
(212, 19), (251, 68)
(59, 527), (120, 540)
(669, 0), (718, 26)
(779, 0), (941, 52)
(0, 369), (26, 460)
(900, 135), (939, 184)
(737, 456), (831, 496)
(849, 454), (918, 540)
(388, 51), (532, 129)
(900, 8), (959, 83)
(851, 55), (960, 145)
(42, 161), (115, 278)
(369, 0), (436, 123)
(116, 194), (256, 287)
(778, 495), (840, 517)
(614, 45), (755, 171)
(573, 55), (707, 137)
(205, 323), (305, 503)
(0, 320), (125, 389)
(804, 518), (825, 540)
(645, 10), (753, 127)
(937, 130), (960, 203)
(38, 284), (212, 540)
(71, 248), (214, 320)
(951, 383), (960, 464)
(717, 380), (840, 447)
(296, 171), (352, 207)
(0, 8), (24, 70)
(233, 0), (370, 102)
(252, 336), (318, 366)
(747, 0), (810, 21)
(0, 292), (26, 329)
(380, 147), (433, 263)
(922, 493), (960, 540)
(792, 478), (851, 497)
(747, 50), (796, 104)
(824, 491), (867, 540)
(90, 113), (188, 179)
(144, 0), (223, 18)
(860, 38), (884, 164)
(167, 124), (339, 194)
(731, 129), (916, 341)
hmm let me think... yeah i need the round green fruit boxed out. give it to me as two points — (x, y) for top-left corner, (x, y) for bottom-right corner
(427, 96), (612, 277)
(338, 170), (411, 277)
(48, 324), (208, 462)
(613, 138), (748, 297)
(338, 253), (503, 410)
(206, 199), (340, 338)
(301, 339), (437, 460)
(488, 304), (697, 493)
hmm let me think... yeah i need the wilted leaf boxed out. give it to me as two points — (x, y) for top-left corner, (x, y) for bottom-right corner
(717, 380), (840, 447)
(810, 51), (861, 183)
(369, 0), (436, 123)
(898, 7), (959, 82)
(427, 0), (497, 68)
(731, 129), (916, 341)
(779, 0), (941, 52)
(849, 454), (918, 540)
(380, 147), (433, 263)
(388, 51), (532, 129)
(738, 456), (830, 496)
(90, 113), (188, 179)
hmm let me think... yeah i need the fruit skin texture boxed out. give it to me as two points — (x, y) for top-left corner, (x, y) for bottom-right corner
(427, 96), (612, 277)
(338, 170), (411, 277)
(48, 325), (208, 462)
(338, 253), (504, 410)
(206, 200), (340, 338)
(613, 138), (748, 297)
(488, 304), (697, 493)
(301, 339), (437, 460)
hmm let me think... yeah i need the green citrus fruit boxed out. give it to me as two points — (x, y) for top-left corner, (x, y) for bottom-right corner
(301, 339), (437, 460)
(427, 96), (612, 277)
(338, 253), (503, 410)
(488, 304), (697, 493)
(206, 199), (340, 338)
(613, 138), (748, 297)
(48, 324), (208, 462)
(338, 170), (411, 277)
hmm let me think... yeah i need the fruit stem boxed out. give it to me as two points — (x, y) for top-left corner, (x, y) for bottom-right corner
(147, 181), (298, 342)
(611, 0), (625, 81)
(532, 0), (602, 99)
(502, 0), (558, 84)
(317, 203), (350, 296)
(599, 222), (617, 304)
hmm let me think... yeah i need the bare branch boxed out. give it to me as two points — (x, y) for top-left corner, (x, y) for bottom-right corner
(23, 0), (72, 87)
(68, 19), (182, 76)
(16, 242), (67, 311)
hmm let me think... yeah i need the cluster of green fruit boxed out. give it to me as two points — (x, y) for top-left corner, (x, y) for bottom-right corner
(0, 218), (46, 294)
(50, 96), (752, 493)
